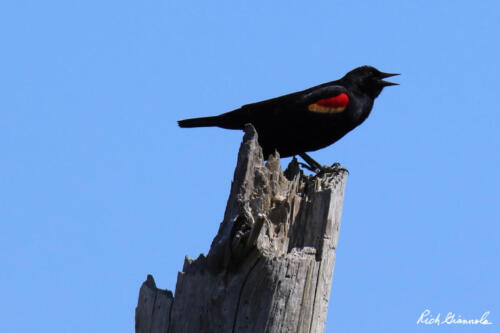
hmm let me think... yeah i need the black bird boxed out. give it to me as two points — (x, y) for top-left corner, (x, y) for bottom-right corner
(178, 65), (398, 171)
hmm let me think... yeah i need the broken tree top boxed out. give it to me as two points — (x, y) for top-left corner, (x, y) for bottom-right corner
(136, 124), (348, 333)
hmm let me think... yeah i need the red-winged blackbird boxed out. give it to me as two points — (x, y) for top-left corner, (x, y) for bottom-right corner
(178, 66), (398, 171)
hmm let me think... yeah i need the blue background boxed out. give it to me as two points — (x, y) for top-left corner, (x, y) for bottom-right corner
(1, 1), (498, 332)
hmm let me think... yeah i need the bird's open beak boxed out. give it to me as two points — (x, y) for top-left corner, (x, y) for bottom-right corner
(379, 72), (400, 86)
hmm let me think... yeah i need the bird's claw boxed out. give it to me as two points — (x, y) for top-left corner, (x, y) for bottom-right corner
(298, 162), (338, 175)
(314, 162), (345, 176)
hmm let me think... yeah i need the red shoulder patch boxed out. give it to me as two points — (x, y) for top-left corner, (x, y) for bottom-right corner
(308, 92), (349, 114)
(316, 92), (349, 108)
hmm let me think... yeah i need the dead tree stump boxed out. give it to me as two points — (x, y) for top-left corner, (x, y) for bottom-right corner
(135, 124), (348, 333)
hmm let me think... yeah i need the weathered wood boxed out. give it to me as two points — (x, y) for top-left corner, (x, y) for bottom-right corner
(135, 275), (173, 333)
(135, 124), (348, 333)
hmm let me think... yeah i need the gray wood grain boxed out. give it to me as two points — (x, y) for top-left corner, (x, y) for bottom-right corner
(135, 124), (347, 333)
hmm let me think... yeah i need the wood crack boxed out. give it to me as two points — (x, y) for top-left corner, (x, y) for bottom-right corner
(309, 260), (322, 333)
(232, 256), (261, 333)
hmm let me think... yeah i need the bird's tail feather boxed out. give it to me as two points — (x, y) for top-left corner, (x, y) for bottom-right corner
(177, 116), (220, 128)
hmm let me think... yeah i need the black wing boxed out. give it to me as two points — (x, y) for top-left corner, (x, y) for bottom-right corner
(215, 84), (348, 129)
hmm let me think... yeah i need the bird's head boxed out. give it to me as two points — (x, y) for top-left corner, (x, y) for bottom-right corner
(344, 65), (399, 99)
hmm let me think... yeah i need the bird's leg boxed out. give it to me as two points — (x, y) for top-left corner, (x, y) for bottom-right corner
(297, 162), (316, 172)
(298, 153), (324, 173)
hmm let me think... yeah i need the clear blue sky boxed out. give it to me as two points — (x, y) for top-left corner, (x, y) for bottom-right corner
(1, 1), (499, 332)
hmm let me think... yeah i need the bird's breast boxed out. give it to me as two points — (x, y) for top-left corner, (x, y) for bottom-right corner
(345, 94), (373, 126)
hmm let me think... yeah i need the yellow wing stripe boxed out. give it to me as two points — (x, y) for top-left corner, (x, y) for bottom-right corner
(308, 103), (346, 114)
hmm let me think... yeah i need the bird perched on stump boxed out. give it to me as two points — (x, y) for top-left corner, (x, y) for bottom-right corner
(178, 65), (399, 172)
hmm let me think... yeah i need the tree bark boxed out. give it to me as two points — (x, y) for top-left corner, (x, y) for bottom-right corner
(135, 124), (348, 333)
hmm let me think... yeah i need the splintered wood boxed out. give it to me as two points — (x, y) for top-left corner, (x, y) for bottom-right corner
(136, 124), (347, 333)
